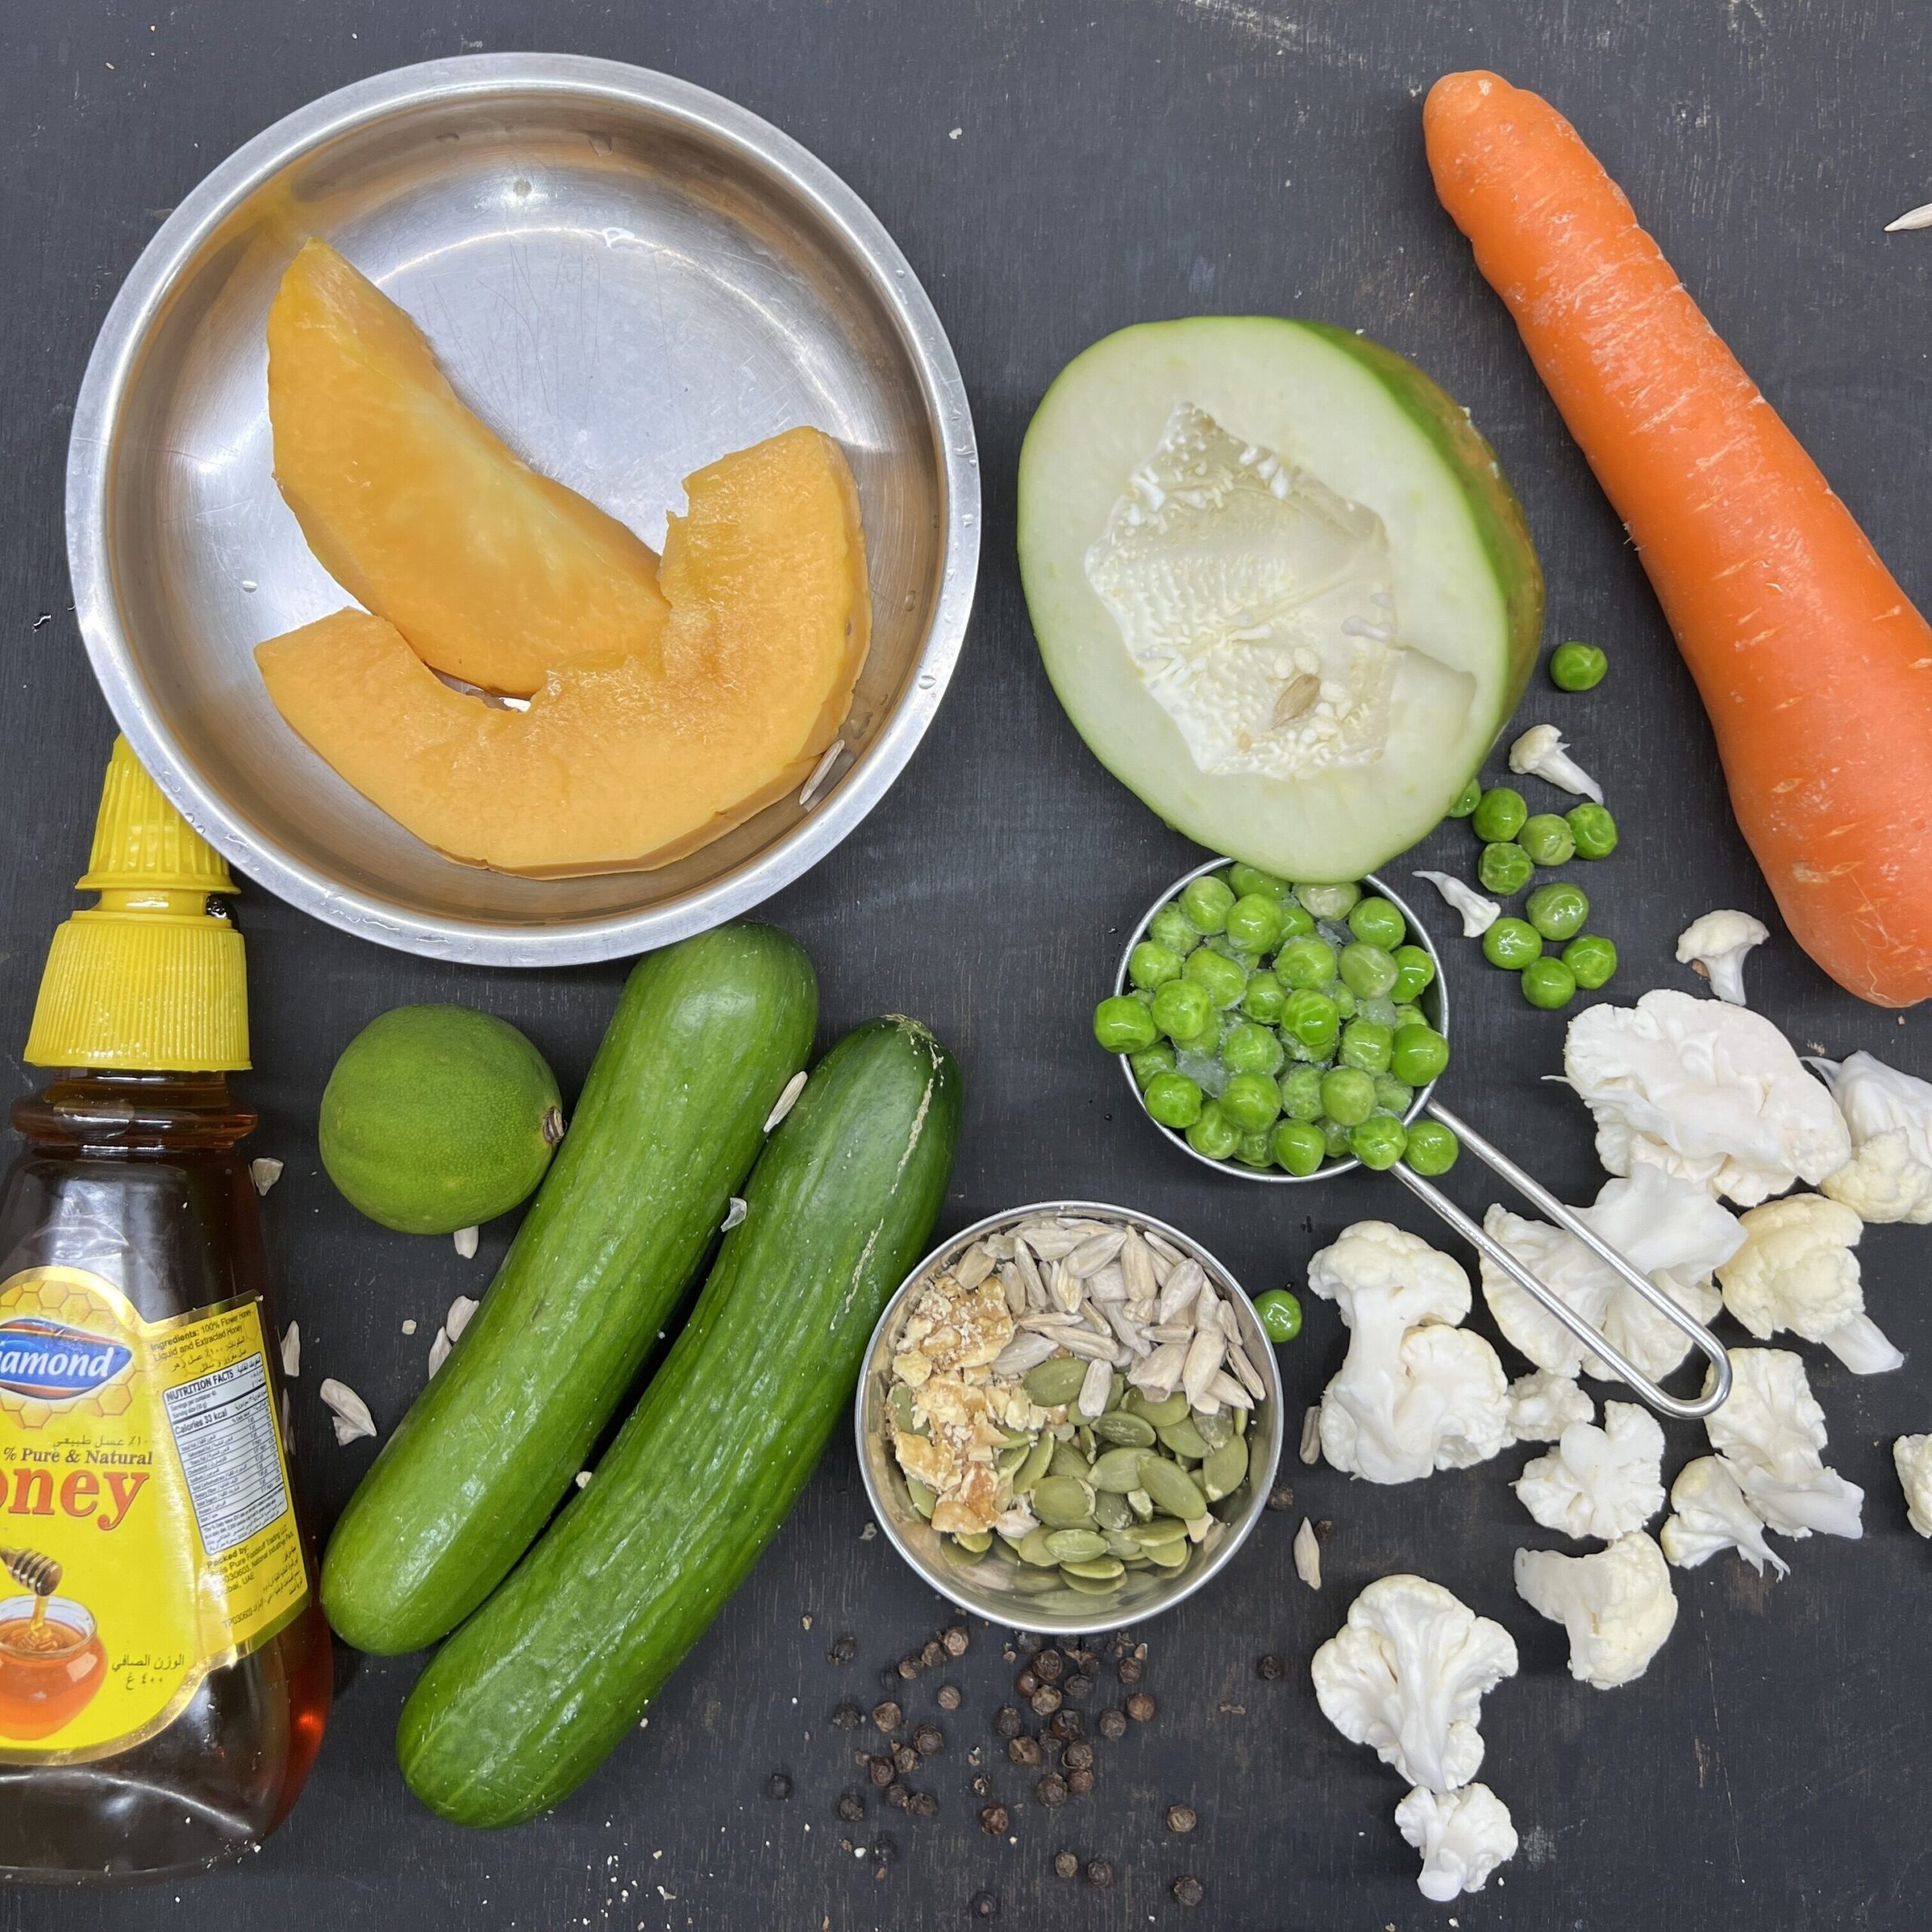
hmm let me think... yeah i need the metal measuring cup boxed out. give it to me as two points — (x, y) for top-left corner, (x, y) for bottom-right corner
(1114, 859), (1732, 1421)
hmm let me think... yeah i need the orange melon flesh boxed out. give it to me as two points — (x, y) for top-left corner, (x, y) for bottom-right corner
(267, 238), (670, 697)
(256, 427), (871, 876)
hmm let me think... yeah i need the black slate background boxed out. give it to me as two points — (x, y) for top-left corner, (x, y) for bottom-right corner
(4, 0), (1931, 1926)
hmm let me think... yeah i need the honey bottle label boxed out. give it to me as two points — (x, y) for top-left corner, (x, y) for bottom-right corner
(0, 1266), (309, 1763)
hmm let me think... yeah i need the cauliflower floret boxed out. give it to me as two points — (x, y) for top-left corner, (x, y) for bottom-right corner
(1894, 1435), (1932, 1537)
(1660, 1454), (1789, 1579)
(1513, 1532), (1678, 1689)
(1675, 909), (1770, 1007)
(1717, 1194), (1902, 1375)
(1509, 722), (1603, 802)
(1506, 1369), (1594, 1443)
(1815, 1052), (1932, 1225)
(1309, 1222), (1472, 1329)
(1480, 1165), (1740, 1382)
(1702, 1348), (1864, 1542)
(1311, 1574), (1518, 1792)
(1562, 991), (1851, 1206)
(1414, 869), (1500, 939)
(1395, 1783), (1518, 1901)
(1515, 1403), (1666, 1542)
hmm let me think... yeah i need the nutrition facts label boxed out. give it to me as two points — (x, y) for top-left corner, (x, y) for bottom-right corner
(162, 1349), (291, 1558)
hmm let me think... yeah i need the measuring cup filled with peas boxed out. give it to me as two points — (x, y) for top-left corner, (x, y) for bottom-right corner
(1093, 857), (1730, 1422)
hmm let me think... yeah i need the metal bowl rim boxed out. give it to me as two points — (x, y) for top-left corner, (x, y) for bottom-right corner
(65, 52), (980, 967)
(854, 1198), (1285, 1636)
(1113, 857), (1450, 1183)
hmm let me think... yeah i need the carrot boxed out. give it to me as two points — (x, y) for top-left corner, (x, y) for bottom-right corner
(1425, 70), (1932, 1008)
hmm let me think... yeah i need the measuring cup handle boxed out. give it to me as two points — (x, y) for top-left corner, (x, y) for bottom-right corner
(1389, 1100), (1732, 1423)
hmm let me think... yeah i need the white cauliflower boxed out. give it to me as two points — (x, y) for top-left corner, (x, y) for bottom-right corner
(1509, 722), (1603, 802)
(1660, 1455), (1789, 1579)
(1308, 1223), (1512, 1483)
(1414, 869), (1500, 939)
(1395, 1783), (1518, 1901)
(1702, 1348), (1863, 1543)
(1506, 1370), (1594, 1443)
(1717, 1194), (1902, 1375)
(1311, 1574), (1518, 1792)
(1480, 1165), (1740, 1383)
(1513, 1532), (1678, 1689)
(1675, 909), (1770, 1007)
(1815, 1051), (1932, 1224)
(1515, 1403), (1666, 1542)
(1562, 990), (1850, 1205)
(1894, 1435), (1932, 1537)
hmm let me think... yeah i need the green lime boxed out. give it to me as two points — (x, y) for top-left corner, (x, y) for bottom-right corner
(319, 1004), (564, 1233)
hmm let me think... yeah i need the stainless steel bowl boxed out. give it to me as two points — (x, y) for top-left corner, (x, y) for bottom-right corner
(66, 55), (978, 965)
(856, 1201), (1283, 1635)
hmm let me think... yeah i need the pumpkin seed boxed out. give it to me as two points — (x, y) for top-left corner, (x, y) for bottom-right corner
(1060, 1567), (1125, 1595)
(1156, 1417), (1208, 1460)
(1137, 1456), (1208, 1521)
(1049, 1439), (1094, 1484)
(1090, 1445), (1151, 1494)
(953, 1529), (992, 1555)
(1094, 1488), (1134, 1531)
(1032, 1475), (1098, 1527)
(1233, 1404), (1248, 1438)
(1017, 1526), (1061, 1567)
(1076, 1423), (1097, 1460)
(1043, 1528), (1110, 1564)
(1014, 1432), (1057, 1493)
(1091, 1411), (1157, 1449)
(995, 1441), (1032, 1478)
(1142, 1537), (1189, 1571)
(1103, 1527), (1143, 1559)
(1059, 1555), (1125, 1583)
(995, 1534), (1026, 1561)
(1014, 1566), (1061, 1595)
(1196, 1407), (1234, 1452)
(1125, 1515), (1189, 1549)
(1202, 1434), (1250, 1503)
(1025, 1356), (1089, 1407)
(906, 1478), (937, 1519)
(1127, 1487), (1154, 1521)
(888, 1383), (924, 1435)
(1105, 1371), (1128, 1413)
(1126, 1388), (1190, 1428)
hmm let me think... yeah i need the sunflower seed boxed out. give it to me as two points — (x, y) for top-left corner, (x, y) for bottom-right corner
(1013, 1241), (1047, 1309)
(251, 1157), (284, 1196)
(1075, 1356), (1112, 1421)
(1051, 1260), (1083, 1315)
(320, 1377), (377, 1444)
(1019, 1312), (1081, 1333)
(1020, 1223), (1083, 1261)
(1128, 1340), (1186, 1398)
(992, 1333), (1061, 1378)
(1142, 1229), (1185, 1268)
(1067, 1231), (1127, 1278)
(1207, 1371), (1252, 1411)
(1181, 1327), (1224, 1410)
(279, 1322), (300, 1380)
(984, 1230), (1017, 1261)
(1059, 1329), (1118, 1363)
(1299, 1404), (1323, 1465)
(797, 740), (844, 811)
(1886, 199), (1932, 232)
(426, 1327), (452, 1378)
(955, 1243), (996, 1290)
(1120, 1231), (1157, 1304)
(1084, 1263), (1128, 1305)
(1100, 1305), (1151, 1357)
(1228, 1343), (1266, 1401)
(1148, 1323), (1194, 1346)
(453, 1226), (479, 1260)
(721, 1197), (748, 1232)
(1000, 1263), (1028, 1318)
(446, 1295), (479, 1343)
(1156, 1260), (1206, 1327)
(1294, 1517), (1322, 1590)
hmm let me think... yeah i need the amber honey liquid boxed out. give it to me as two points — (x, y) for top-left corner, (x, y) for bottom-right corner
(0, 1072), (332, 1882)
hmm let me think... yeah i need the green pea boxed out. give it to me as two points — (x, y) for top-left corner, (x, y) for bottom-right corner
(1349, 1115), (1407, 1171)
(1148, 903), (1199, 955)
(1228, 863), (1291, 901)
(1128, 940), (1184, 990)
(1478, 841), (1534, 896)
(1337, 1018), (1393, 1075)
(1240, 970), (1287, 1025)
(1254, 1287), (1304, 1340)
(1518, 814), (1575, 867)
(1482, 917), (1543, 970)
(1151, 979), (1213, 1041)
(1320, 1116), (1354, 1159)
(1221, 1072), (1282, 1134)
(1180, 874), (1235, 934)
(1373, 1073), (1416, 1115)
(1446, 777), (1482, 819)
(1390, 945), (1435, 1002)
(1526, 882), (1589, 942)
(1339, 941), (1398, 1000)
(1403, 1118), (1460, 1176)
(1220, 1021), (1284, 1078)
(1567, 802), (1619, 859)
(1294, 881), (1361, 920)
(1186, 1100), (1241, 1161)
(1278, 1065), (1326, 1123)
(1276, 935), (1337, 991)
(1275, 899), (1316, 941)
(1347, 897), (1407, 951)
(1280, 989), (1340, 1053)
(1321, 1066), (1377, 1128)
(1142, 1072), (1204, 1129)
(1470, 786), (1527, 843)
(1521, 956), (1578, 1011)
(1327, 980), (1358, 1020)
(1392, 1002), (1426, 1032)
(1271, 1121), (1326, 1177)
(1094, 995), (1158, 1053)
(1183, 946), (1249, 1008)
(1128, 1043), (1176, 1090)
(1389, 1023), (1450, 1085)
(1561, 933), (1619, 990)
(1234, 1128), (1277, 1170)
(1225, 893), (1286, 955)
(1551, 641), (1607, 691)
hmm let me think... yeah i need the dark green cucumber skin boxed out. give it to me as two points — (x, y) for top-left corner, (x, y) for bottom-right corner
(320, 924), (817, 1656)
(397, 1016), (961, 1827)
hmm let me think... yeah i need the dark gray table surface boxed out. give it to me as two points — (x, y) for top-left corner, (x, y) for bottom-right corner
(4, 1), (1930, 1926)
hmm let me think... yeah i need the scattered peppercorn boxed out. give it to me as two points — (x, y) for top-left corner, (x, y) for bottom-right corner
(897, 1655), (922, 1681)
(832, 1700), (864, 1730)
(828, 1634), (857, 1663)
(1034, 1648), (1065, 1683)
(937, 1684), (962, 1712)
(1097, 1709), (1128, 1740)
(1053, 1850), (1079, 1880)
(1063, 1740), (1094, 1772)
(943, 1625), (971, 1657)
(971, 1892), (999, 1920)
(912, 1722), (943, 1756)
(1008, 1736), (1043, 1768)
(1266, 1483), (1296, 1512)
(1172, 1876), (1204, 1906)
(908, 1790), (939, 1818)
(1015, 1668), (1040, 1698)
(1066, 1768), (1095, 1796)
(921, 1638), (945, 1669)
(1085, 1858), (1114, 1888)
(1315, 1518), (1335, 1542)
(836, 1792), (866, 1823)
(893, 1743), (918, 1775)
(1036, 1772), (1069, 1808)
(1166, 1804), (1197, 1835)
(868, 1755), (896, 1788)
(995, 1706), (1023, 1740)
(884, 1784), (910, 1811)
(1062, 1672), (1093, 1702)
(1118, 1657), (1144, 1685)
(980, 1803), (1009, 1836)
(872, 1700), (903, 1733)
(764, 1771), (792, 1800)
(1257, 1654), (1285, 1681)
(1017, 1631), (1042, 1656)
(1070, 1646), (1099, 1677)
(1126, 1693), (1155, 1723)
(1049, 1709), (1084, 1743)
(1030, 1687), (1063, 1717)
(872, 1835), (898, 1872)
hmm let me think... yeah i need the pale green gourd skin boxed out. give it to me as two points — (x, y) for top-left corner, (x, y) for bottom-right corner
(397, 1016), (961, 1829)
(321, 923), (818, 1656)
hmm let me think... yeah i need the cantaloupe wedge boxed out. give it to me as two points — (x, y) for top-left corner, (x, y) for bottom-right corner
(257, 427), (871, 876)
(267, 238), (669, 696)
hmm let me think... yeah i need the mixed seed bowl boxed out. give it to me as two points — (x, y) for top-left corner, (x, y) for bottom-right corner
(857, 1204), (1282, 1633)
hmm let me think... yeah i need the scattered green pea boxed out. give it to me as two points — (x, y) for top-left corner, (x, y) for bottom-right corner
(1271, 1121), (1326, 1178)
(1280, 989), (1340, 1054)
(1320, 1116), (1353, 1160)
(1254, 1287), (1304, 1340)
(1373, 1073), (1416, 1115)
(1482, 917), (1543, 970)
(1550, 641), (1607, 691)
(1220, 1021), (1284, 1078)
(1128, 940), (1184, 991)
(1402, 1118), (1460, 1177)
(1338, 941), (1398, 1001)
(1275, 898), (1316, 940)
(1093, 995), (1158, 1053)
(1294, 881), (1360, 920)
(1228, 863), (1291, 902)
(1446, 777), (1482, 819)
(1525, 882), (1589, 942)
(1226, 893), (1286, 955)
(1470, 786), (1527, 843)
(1392, 1002), (1426, 1032)
(1240, 970), (1287, 1025)
(1183, 946), (1248, 1008)
(1220, 1072), (1282, 1134)
(1180, 874), (1235, 934)
(1337, 1018), (1393, 1075)
(1478, 841), (1534, 897)
(1151, 979), (1212, 1042)
(1277, 935), (1337, 991)
(1347, 897), (1407, 951)
(1147, 903), (1198, 955)
(1518, 814), (1576, 867)
(1389, 1023), (1451, 1086)
(1327, 980), (1358, 1020)
(1521, 955), (1578, 1011)
(1279, 1065), (1326, 1123)
(1234, 1129), (1276, 1171)
(1349, 1115), (1407, 1171)
(1561, 933), (1619, 990)
(1320, 1066), (1377, 1128)
(1142, 1071), (1204, 1129)
(1390, 945), (1435, 1002)
(1566, 802), (1619, 859)
(1186, 1100), (1241, 1160)
(1128, 1043), (1176, 1089)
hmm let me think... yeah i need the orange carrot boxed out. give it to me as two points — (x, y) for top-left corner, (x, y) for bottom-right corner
(1426, 70), (1932, 1008)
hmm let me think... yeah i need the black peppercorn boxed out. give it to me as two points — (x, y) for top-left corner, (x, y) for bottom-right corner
(1062, 1671), (1093, 1702)
(1062, 1740), (1094, 1772)
(937, 1684), (962, 1711)
(828, 1633), (857, 1663)
(1066, 1767), (1094, 1795)
(970, 1892), (999, 1920)
(921, 1638), (945, 1669)
(1117, 1657), (1143, 1685)
(908, 1789), (939, 1818)
(1257, 1654), (1285, 1681)
(1315, 1518), (1334, 1541)
(1053, 1850), (1078, 1880)
(1015, 1668), (1040, 1698)
(898, 1654), (922, 1681)
(832, 1700), (864, 1730)
(1049, 1709), (1084, 1743)
(872, 1835), (898, 1869)
(912, 1722), (943, 1756)
(1097, 1708), (1128, 1741)
(1036, 1773), (1069, 1808)
(1008, 1736), (1043, 1767)
(1017, 1631), (1042, 1656)
(1085, 1858), (1114, 1887)
(1030, 1686), (1063, 1717)
(836, 1791), (865, 1823)
(1172, 1875), (1204, 1906)
(995, 1706), (1023, 1740)
(1034, 1648), (1064, 1683)
(980, 1803), (1010, 1836)
(764, 1771), (792, 1800)
(1166, 1803), (1197, 1835)
(1125, 1692), (1155, 1723)
(893, 1743), (918, 1775)
(872, 1700), (903, 1733)
(1266, 1484), (1295, 1513)
(869, 1755), (897, 1787)
(943, 1625), (970, 1657)
(884, 1783), (910, 1810)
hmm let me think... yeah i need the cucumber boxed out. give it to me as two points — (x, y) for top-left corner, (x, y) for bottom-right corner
(1019, 317), (1543, 881)
(321, 924), (817, 1655)
(396, 1015), (960, 1826)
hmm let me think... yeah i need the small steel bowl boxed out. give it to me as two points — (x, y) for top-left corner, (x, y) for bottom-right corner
(856, 1201), (1283, 1636)
(1115, 860), (1448, 1181)
(66, 54), (977, 965)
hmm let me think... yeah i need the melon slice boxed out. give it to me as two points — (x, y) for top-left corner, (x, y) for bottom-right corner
(267, 238), (670, 696)
(256, 428), (870, 876)
(1018, 318), (1543, 882)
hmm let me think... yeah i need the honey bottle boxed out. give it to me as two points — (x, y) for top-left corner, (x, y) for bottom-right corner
(0, 738), (331, 1881)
